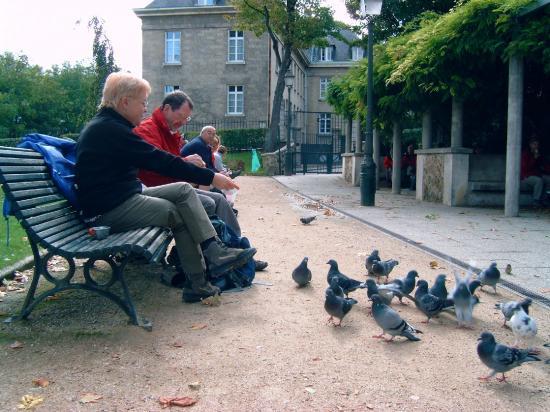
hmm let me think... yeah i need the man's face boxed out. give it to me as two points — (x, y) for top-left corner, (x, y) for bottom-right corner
(122, 90), (148, 126)
(530, 140), (539, 152)
(163, 101), (192, 131)
(202, 128), (216, 144)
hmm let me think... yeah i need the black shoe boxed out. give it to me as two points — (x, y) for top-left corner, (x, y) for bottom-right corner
(230, 169), (242, 179)
(160, 271), (188, 288)
(232, 208), (239, 217)
(203, 240), (257, 277)
(182, 272), (221, 303)
(254, 260), (268, 271)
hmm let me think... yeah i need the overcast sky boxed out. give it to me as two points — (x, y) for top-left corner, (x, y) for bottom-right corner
(0, 1), (355, 76)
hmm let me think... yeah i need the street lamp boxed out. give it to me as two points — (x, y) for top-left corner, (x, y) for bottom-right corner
(359, 0), (383, 206)
(284, 72), (295, 176)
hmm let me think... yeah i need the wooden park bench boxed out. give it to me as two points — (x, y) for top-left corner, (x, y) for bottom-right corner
(0, 145), (173, 330)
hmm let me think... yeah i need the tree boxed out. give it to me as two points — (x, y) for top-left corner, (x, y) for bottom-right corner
(82, 16), (119, 123)
(231, 0), (337, 152)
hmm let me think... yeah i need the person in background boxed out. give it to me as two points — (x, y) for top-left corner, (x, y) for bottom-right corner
(383, 152), (393, 186)
(75, 72), (257, 303)
(520, 137), (550, 207)
(401, 144), (417, 191)
(181, 125), (216, 171)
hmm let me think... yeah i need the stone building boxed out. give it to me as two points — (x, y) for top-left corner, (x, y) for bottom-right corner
(134, 0), (362, 147)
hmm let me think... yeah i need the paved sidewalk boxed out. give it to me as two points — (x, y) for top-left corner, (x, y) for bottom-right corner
(275, 174), (550, 305)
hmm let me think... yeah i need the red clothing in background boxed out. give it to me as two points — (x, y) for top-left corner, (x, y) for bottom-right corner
(520, 149), (543, 180)
(383, 156), (393, 169)
(401, 152), (416, 170)
(134, 107), (183, 187)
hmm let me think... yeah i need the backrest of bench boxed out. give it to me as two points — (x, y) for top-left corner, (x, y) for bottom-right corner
(0, 146), (87, 249)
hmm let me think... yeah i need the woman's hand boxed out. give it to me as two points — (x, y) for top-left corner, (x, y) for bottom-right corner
(212, 173), (239, 191)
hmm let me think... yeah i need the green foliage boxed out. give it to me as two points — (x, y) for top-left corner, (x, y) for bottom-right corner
(219, 128), (266, 150)
(0, 192), (31, 270)
(225, 150), (265, 175)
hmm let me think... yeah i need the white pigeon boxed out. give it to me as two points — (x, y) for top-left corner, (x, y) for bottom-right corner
(510, 305), (537, 349)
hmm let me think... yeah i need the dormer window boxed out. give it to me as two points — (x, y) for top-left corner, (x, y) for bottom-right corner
(196, 0), (215, 5)
(352, 46), (364, 61)
(320, 46), (333, 62)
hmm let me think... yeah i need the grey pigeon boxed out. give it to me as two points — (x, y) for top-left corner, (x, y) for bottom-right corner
(414, 279), (454, 323)
(469, 279), (482, 296)
(477, 331), (540, 382)
(429, 274), (448, 300)
(366, 279), (394, 305)
(371, 259), (399, 283)
(365, 249), (380, 275)
(495, 298), (532, 327)
(371, 294), (422, 342)
(378, 279), (416, 305)
(326, 259), (366, 297)
(292, 257), (312, 287)
(510, 305), (538, 348)
(388, 270), (419, 301)
(300, 215), (316, 225)
(478, 262), (500, 293)
(328, 275), (344, 298)
(449, 272), (477, 328)
(324, 287), (358, 326)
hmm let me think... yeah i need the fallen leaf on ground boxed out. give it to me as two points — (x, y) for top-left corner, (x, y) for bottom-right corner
(366, 404), (374, 410)
(10, 341), (24, 349)
(429, 261), (439, 269)
(305, 387), (316, 394)
(172, 342), (184, 348)
(190, 323), (207, 330)
(159, 396), (197, 408)
(425, 213), (439, 220)
(311, 357), (321, 361)
(79, 393), (103, 403)
(200, 295), (221, 307)
(32, 378), (50, 388)
(18, 394), (43, 409)
(410, 395), (420, 401)
(45, 295), (60, 301)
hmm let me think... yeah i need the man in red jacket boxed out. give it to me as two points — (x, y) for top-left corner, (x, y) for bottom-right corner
(134, 91), (241, 236)
(520, 138), (550, 206)
(134, 91), (268, 272)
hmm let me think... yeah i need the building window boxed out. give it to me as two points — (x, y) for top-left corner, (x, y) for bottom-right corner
(320, 46), (333, 62)
(164, 85), (180, 95)
(228, 30), (244, 62)
(227, 85), (244, 114)
(319, 113), (331, 134)
(165, 32), (181, 64)
(196, 0), (215, 5)
(319, 77), (330, 100)
(352, 46), (364, 61)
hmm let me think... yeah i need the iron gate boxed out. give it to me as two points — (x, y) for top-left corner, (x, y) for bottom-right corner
(287, 111), (346, 174)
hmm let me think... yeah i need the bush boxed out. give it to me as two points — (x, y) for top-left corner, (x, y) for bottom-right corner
(219, 128), (265, 150)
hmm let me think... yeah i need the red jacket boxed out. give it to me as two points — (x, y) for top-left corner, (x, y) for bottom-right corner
(134, 108), (184, 187)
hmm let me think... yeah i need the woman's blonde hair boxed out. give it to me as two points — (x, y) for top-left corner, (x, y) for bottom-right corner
(100, 72), (151, 109)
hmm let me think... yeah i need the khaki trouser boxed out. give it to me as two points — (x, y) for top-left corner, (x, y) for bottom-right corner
(195, 189), (241, 236)
(520, 175), (550, 201)
(97, 182), (216, 274)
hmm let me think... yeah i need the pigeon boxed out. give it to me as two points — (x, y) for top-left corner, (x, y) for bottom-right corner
(365, 249), (381, 275)
(292, 257), (312, 287)
(429, 274), (448, 300)
(366, 279), (394, 305)
(477, 331), (540, 382)
(478, 262), (500, 294)
(510, 305), (538, 349)
(388, 270), (419, 298)
(300, 216), (316, 225)
(326, 259), (366, 297)
(495, 298), (532, 327)
(468, 279), (482, 296)
(328, 275), (344, 298)
(505, 264), (512, 275)
(378, 279), (416, 305)
(371, 294), (423, 342)
(449, 272), (477, 328)
(324, 287), (358, 326)
(414, 279), (454, 323)
(371, 259), (399, 283)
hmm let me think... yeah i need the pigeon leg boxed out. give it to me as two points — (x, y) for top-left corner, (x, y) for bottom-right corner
(334, 319), (343, 327)
(384, 336), (395, 343)
(496, 374), (508, 383)
(478, 375), (492, 382)
(493, 286), (498, 294)
(421, 318), (431, 324)
(327, 316), (334, 325)
(399, 298), (408, 306)
(372, 332), (385, 339)
(501, 319), (507, 328)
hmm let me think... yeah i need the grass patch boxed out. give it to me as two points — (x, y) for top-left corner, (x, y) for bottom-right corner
(73, 330), (110, 339)
(0, 191), (32, 271)
(225, 150), (265, 176)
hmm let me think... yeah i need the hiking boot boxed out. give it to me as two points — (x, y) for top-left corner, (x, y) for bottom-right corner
(160, 270), (188, 289)
(254, 260), (268, 271)
(202, 240), (257, 277)
(182, 272), (221, 303)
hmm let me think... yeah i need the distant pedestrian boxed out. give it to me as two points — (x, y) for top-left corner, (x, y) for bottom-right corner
(520, 137), (550, 207)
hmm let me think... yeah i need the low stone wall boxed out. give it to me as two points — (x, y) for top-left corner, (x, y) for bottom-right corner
(262, 150), (284, 176)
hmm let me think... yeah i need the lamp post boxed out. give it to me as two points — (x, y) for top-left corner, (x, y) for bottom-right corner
(359, 0), (383, 206)
(284, 72), (295, 176)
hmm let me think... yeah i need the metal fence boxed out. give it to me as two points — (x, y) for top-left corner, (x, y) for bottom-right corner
(181, 119), (268, 134)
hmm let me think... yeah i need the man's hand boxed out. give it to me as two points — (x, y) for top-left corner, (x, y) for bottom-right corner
(212, 173), (239, 191)
(183, 154), (205, 168)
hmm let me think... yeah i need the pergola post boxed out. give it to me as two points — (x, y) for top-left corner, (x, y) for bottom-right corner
(505, 54), (524, 217)
(422, 109), (432, 149)
(373, 128), (380, 189)
(451, 97), (463, 148)
(391, 120), (402, 194)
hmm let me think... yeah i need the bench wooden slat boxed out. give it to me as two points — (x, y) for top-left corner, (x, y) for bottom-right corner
(17, 200), (71, 219)
(25, 207), (75, 226)
(16, 194), (66, 209)
(49, 229), (90, 250)
(11, 187), (59, 200)
(42, 225), (86, 245)
(35, 219), (84, 239)
(1, 173), (51, 183)
(30, 213), (81, 233)
(0, 157), (46, 166)
(0, 165), (48, 173)
(5, 180), (56, 191)
(0, 148), (43, 157)
(133, 227), (160, 248)
(56, 233), (94, 253)
(144, 229), (172, 259)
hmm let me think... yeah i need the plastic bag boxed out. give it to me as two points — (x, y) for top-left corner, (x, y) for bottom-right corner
(251, 149), (261, 173)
